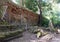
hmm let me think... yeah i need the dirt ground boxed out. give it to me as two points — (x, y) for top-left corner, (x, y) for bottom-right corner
(9, 31), (60, 42)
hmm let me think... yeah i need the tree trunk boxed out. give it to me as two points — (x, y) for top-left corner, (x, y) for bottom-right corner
(37, 0), (42, 26)
(49, 19), (54, 30)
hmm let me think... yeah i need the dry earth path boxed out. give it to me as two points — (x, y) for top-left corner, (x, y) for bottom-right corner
(9, 31), (60, 42)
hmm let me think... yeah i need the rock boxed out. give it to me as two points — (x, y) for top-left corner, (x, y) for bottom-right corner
(36, 31), (42, 38)
(42, 32), (48, 36)
(57, 29), (60, 33)
(39, 34), (54, 42)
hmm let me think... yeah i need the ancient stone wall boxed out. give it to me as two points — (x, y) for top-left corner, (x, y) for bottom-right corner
(3, 2), (39, 25)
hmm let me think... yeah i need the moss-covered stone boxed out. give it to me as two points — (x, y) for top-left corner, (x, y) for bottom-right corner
(0, 29), (23, 40)
(36, 31), (42, 38)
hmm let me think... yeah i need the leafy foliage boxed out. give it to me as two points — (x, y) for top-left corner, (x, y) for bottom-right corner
(41, 17), (49, 27)
(24, 0), (60, 27)
(25, 0), (38, 12)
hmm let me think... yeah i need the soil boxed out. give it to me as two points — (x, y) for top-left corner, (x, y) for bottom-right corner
(8, 31), (60, 42)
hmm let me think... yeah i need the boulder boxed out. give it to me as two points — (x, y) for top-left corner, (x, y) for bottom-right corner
(39, 34), (54, 42)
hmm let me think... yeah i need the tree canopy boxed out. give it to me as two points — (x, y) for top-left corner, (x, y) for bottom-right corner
(24, 0), (60, 27)
(25, 0), (38, 12)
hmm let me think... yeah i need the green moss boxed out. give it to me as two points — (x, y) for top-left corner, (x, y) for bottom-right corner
(0, 29), (23, 39)
(36, 31), (42, 38)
